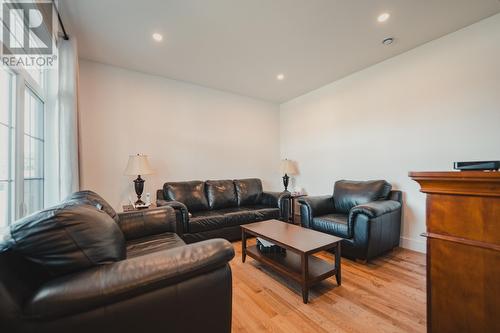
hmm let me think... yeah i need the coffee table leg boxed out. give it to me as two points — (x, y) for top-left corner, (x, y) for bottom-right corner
(335, 242), (341, 286)
(242, 230), (247, 263)
(301, 253), (309, 304)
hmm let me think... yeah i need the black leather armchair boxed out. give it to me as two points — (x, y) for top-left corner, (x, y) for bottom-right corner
(0, 191), (234, 333)
(299, 180), (402, 261)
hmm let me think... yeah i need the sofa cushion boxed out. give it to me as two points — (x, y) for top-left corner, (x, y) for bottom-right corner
(65, 190), (119, 223)
(223, 210), (258, 226)
(1, 201), (126, 276)
(189, 213), (226, 233)
(163, 181), (209, 212)
(240, 205), (280, 221)
(126, 233), (185, 258)
(205, 180), (238, 209)
(250, 206), (280, 221)
(234, 178), (263, 206)
(312, 213), (351, 238)
(190, 207), (261, 233)
(334, 180), (392, 214)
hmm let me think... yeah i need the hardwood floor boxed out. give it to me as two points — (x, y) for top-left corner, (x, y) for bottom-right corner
(231, 239), (426, 333)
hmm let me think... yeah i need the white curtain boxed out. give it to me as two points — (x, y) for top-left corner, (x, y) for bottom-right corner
(57, 37), (80, 198)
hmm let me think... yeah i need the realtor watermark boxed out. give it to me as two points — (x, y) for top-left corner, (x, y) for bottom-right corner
(1, 1), (57, 69)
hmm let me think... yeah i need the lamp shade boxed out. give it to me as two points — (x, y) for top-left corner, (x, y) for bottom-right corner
(280, 159), (298, 175)
(124, 154), (154, 176)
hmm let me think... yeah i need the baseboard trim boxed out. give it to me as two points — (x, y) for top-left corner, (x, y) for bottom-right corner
(400, 236), (426, 253)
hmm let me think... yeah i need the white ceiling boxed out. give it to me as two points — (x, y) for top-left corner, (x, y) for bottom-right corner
(61, 0), (500, 103)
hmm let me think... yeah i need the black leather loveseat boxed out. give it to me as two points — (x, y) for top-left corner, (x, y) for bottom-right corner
(299, 180), (402, 261)
(0, 191), (234, 333)
(157, 178), (290, 243)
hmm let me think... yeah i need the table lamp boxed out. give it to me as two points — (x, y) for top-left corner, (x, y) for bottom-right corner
(280, 159), (298, 192)
(124, 154), (154, 205)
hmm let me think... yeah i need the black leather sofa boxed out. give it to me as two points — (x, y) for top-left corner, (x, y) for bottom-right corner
(157, 178), (290, 243)
(299, 180), (402, 261)
(0, 191), (234, 333)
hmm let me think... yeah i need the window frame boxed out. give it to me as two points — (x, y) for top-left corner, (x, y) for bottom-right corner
(0, 66), (16, 226)
(2, 63), (47, 221)
(23, 85), (45, 215)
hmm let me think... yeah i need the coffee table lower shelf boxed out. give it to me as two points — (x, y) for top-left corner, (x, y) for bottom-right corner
(245, 245), (339, 303)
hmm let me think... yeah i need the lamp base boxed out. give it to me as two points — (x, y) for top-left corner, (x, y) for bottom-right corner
(134, 201), (151, 210)
(134, 198), (146, 206)
(133, 175), (145, 206)
(282, 174), (290, 192)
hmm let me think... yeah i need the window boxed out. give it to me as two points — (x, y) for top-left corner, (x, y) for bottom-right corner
(0, 68), (15, 227)
(24, 88), (44, 215)
(0, 66), (48, 225)
(0, 1), (53, 227)
(0, 68), (46, 227)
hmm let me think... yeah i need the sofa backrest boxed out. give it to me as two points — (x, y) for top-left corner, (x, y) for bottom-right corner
(234, 178), (263, 206)
(205, 180), (238, 209)
(162, 178), (264, 211)
(163, 181), (210, 212)
(333, 180), (392, 214)
(65, 190), (119, 223)
(0, 201), (126, 277)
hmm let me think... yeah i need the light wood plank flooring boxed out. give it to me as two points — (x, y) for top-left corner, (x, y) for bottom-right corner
(231, 239), (426, 333)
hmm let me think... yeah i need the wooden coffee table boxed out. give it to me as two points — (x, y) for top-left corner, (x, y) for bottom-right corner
(241, 219), (342, 303)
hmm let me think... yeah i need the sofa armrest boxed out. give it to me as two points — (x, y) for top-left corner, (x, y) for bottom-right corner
(388, 190), (403, 203)
(156, 199), (190, 234)
(261, 191), (290, 208)
(349, 200), (401, 220)
(117, 206), (178, 241)
(26, 239), (235, 319)
(348, 200), (403, 260)
(298, 195), (335, 228)
(261, 191), (291, 219)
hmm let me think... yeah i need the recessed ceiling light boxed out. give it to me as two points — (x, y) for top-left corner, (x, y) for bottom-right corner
(152, 33), (163, 42)
(277, 74), (285, 81)
(377, 13), (390, 23)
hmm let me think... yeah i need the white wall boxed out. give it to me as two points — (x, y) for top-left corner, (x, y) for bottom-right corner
(280, 14), (500, 252)
(78, 60), (281, 210)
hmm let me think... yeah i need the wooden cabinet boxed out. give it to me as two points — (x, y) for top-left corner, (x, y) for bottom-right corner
(410, 171), (500, 333)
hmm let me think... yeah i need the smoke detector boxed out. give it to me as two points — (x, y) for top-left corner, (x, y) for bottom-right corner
(382, 37), (394, 45)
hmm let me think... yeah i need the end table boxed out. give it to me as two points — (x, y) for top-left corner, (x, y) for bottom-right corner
(122, 202), (156, 212)
(286, 194), (306, 224)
